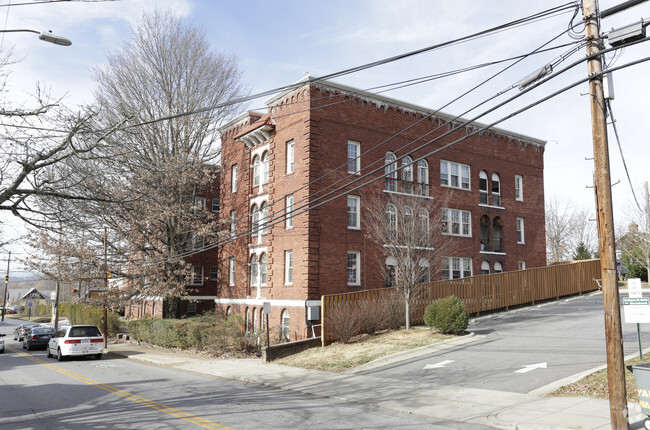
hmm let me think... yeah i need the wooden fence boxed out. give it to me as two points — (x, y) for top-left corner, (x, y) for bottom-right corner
(321, 259), (601, 346)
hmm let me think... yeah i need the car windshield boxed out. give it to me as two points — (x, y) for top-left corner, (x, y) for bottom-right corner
(32, 328), (54, 335)
(69, 326), (102, 337)
(23, 324), (39, 329)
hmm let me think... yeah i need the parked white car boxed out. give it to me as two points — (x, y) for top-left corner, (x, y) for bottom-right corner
(47, 325), (104, 361)
(0, 333), (5, 353)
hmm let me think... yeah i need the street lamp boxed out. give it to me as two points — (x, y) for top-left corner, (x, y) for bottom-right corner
(0, 29), (71, 46)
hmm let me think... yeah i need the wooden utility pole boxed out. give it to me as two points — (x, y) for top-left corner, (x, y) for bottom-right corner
(582, 0), (628, 427)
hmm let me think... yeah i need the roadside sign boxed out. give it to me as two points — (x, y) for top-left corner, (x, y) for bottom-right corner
(623, 297), (650, 324)
(629, 278), (643, 298)
(28, 301), (32, 307)
(263, 302), (270, 315)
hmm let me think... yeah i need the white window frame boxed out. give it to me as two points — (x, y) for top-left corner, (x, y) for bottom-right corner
(286, 194), (294, 229)
(516, 217), (525, 244)
(385, 152), (397, 191)
(281, 309), (290, 341)
(347, 140), (361, 174)
(286, 140), (295, 174)
(230, 210), (237, 237)
(518, 260), (526, 270)
(250, 255), (259, 286)
(347, 195), (360, 230)
(386, 203), (398, 242)
(189, 265), (203, 286)
(262, 151), (269, 184)
(229, 257), (235, 286)
(212, 198), (220, 213)
(231, 164), (238, 193)
(347, 251), (361, 286)
(440, 160), (470, 190)
(260, 253), (267, 285)
(252, 155), (261, 188)
(515, 175), (523, 201)
(285, 250), (293, 285)
(491, 173), (501, 206)
(441, 208), (472, 237)
(441, 257), (472, 280)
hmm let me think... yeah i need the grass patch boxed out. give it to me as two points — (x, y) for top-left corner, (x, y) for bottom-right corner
(276, 328), (455, 372)
(551, 355), (646, 401)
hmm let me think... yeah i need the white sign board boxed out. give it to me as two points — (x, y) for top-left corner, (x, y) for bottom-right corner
(629, 278), (643, 298)
(623, 297), (650, 324)
(263, 302), (271, 315)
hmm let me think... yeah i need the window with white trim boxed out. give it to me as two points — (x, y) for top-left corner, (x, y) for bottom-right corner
(230, 210), (237, 237)
(418, 258), (430, 283)
(516, 217), (525, 244)
(212, 198), (220, 214)
(250, 255), (259, 286)
(251, 204), (259, 236)
(515, 175), (523, 201)
(189, 265), (203, 286)
(494, 261), (503, 274)
(260, 253), (267, 285)
(481, 261), (490, 275)
(285, 250), (293, 285)
(260, 202), (268, 235)
(228, 257), (235, 286)
(347, 251), (360, 285)
(440, 160), (470, 190)
(518, 260), (526, 270)
(417, 159), (429, 196)
(479, 170), (488, 204)
(418, 208), (429, 236)
(262, 151), (269, 184)
(286, 194), (294, 229)
(286, 140), (295, 174)
(231, 164), (238, 192)
(441, 257), (472, 280)
(491, 173), (501, 206)
(401, 156), (413, 193)
(252, 155), (261, 188)
(281, 309), (290, 341)
(386, 203), (398, 241)
(347, 140), (360, 174)
(347, 195), (360, 229)
(385, 152), (397, 191)
(441, 208), (471, 237)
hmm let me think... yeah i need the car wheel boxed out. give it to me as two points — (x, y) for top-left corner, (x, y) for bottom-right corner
(46, 347), (52, 358)
(22, 342), (26, 349)
(57, 348), (65, 361)
(94, 354), (102, 360)
(0, 348), (4, 354)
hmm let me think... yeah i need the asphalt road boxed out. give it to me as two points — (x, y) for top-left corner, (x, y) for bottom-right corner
(356, 291), (650, 394)
(0, 319), (490, 430)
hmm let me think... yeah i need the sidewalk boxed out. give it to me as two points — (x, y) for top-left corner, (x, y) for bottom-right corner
(105, 337), (647, 430)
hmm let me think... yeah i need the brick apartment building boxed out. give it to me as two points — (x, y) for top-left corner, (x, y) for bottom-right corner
(217, 76), (546, 341)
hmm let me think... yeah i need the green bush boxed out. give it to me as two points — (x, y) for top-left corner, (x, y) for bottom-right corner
(127, 312), (259, 356)
(58, 302), (120, 336)
(423, 296), (469, 334)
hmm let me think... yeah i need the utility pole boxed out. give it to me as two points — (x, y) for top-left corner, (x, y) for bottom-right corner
(2, 251), (10, 322)
(582, 0), (628, 427)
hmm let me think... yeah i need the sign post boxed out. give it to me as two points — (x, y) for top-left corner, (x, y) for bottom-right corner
(623, 279), (648, 360)
(263, 302), (271, 348)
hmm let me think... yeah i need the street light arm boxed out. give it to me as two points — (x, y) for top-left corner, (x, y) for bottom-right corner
(0, 28), (71, 46)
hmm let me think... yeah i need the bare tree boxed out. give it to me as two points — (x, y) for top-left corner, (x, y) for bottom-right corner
(618, 182), (650, 279)
(29, 10), (248, 307)
(364, 191), (453, 330)
(545, 196), (596, 263)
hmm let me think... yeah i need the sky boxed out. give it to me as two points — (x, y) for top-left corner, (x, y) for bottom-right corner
(1, 0), (650, 272)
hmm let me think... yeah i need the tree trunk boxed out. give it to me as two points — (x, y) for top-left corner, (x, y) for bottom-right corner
(405, 299), (411, 330)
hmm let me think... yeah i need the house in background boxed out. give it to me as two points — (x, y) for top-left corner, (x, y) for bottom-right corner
(216, 76), (546, 341)
(19, 288), (49, 313)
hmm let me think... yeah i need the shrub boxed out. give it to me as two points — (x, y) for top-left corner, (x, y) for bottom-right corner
(424, 296), (469, 334)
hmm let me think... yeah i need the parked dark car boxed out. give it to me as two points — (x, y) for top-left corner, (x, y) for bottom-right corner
(23, 326), (56, 351)
(13, 323), (41, 342)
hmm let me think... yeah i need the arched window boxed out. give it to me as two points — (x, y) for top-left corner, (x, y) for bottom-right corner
(480, 215), (490, 251)
(260, 253), (268, 285)
(494, 261), (503, 274)
(418, 208), (429, 237)
(250, 255), (259, 286)
(226, 306), (232, 316)
(252, 155), (261, 188)
(493, 217), (503, 252)
(385, 152), (397, 191)
(385, 256), (398, 287)
(260, 202), (269, 235)
(245, 307), (250, 333)
(418, 258), (430, 283)
(253, 308), (258, 333)
(280, 309), (290, 341)
(479, 171), (488, 204)
(491, 173), (501, 206)
(402, 156), (413, 193)
(251, 204), (259, 236)
(417, 159), (429, 195)
(403, 206), (414, 236)
(386, 204), (398, 241)
(262, 152), (269, 184)
(481, 261), (490, 275)
(259, 308), (264, 331)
